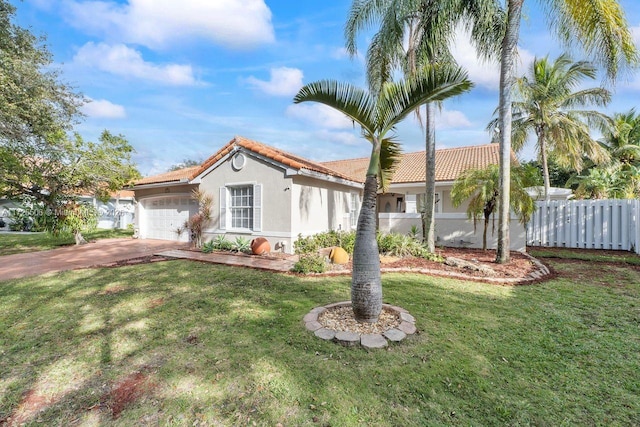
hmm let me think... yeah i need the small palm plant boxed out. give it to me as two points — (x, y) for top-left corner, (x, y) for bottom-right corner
(451, 164), (537, 251)
(294, 67), (471, 322)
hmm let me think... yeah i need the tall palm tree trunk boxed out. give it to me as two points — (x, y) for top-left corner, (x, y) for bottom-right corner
(423, 102), (437, 252)
(496, 0), (524, 264)
(539, 134), (551, 200)
(352, 173), (382, 323)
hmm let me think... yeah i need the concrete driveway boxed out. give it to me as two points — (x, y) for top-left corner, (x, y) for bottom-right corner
(0, 238), (186, 281)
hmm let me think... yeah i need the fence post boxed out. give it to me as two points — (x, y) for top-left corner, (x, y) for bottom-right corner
(635, 200), (640, 255)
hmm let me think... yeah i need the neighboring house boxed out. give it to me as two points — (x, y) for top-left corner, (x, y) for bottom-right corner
(0, 191), (136, 231)
(131, 136), (527, 251)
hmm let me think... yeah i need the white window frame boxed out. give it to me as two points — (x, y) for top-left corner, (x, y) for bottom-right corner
(350, 192), (360, 229)
(219, 183), (262, 232)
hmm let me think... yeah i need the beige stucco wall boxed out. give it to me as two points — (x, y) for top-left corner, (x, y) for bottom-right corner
(290, 176), (361, 243)
(378, 183), (467, 214)
(198, 152), (294, 252)
(378, 212), (527, 251)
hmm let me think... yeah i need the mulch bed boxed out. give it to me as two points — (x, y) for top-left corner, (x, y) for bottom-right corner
(330, 247), (541, 281)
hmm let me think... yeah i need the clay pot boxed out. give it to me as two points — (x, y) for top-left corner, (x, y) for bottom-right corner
(251, 237), (271, 255)
(329, 247), (349, 264)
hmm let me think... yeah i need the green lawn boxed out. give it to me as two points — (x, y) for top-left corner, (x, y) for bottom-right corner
(0, 256), (638, 425)
(0, 229), (134, 256)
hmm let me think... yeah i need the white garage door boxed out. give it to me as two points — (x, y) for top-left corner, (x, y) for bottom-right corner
(142, 197), (199, 241)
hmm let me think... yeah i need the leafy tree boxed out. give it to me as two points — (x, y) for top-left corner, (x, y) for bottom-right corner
(599, 109), (640, 166)
(345, 0), (503, 252)
(0, 130), (140, 242)
(294, 67), (472, 322)
(168, 158), (203, 171)
(451, 163), (536, 250)
(494, 0), (637, 263)
(489, 54), (611, 199)
(520, 159), (571, 189)
(59, 202), (99, 245)
(0, 1), (82, 147)
(0, 1), (140, 243)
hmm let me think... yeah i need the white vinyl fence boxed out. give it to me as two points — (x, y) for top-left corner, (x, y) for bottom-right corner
(527, 199), (640, 254)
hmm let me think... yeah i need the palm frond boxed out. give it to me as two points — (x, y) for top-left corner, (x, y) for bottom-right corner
(377, 136), (402, 192)
(545, 0), (639, 80)
(377, 64), (472, 134)
(293, 80), (376, 132)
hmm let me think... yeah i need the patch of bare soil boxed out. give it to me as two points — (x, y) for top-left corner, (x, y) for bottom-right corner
(1, 389), (51, 426)
(318, 306), (400, 334)
(101, 372), (155, 419)
(543, 257), (640, 286)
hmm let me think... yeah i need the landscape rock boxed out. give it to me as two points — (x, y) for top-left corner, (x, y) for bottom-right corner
(361, 334), (387, 349)
(383, 328), (406, 342)
(445, 256), (496, 276)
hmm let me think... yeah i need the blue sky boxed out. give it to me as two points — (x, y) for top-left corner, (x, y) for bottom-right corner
(10, 0), (640, 176)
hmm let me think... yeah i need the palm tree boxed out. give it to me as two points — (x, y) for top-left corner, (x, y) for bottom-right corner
(345, 0), (503, 252)
(600, 109), (640, 166)
(451, 163), (536, 250)
(294, 67), (472, 322)
(494, 0), (637, 264)
(489, 54), (612, 200)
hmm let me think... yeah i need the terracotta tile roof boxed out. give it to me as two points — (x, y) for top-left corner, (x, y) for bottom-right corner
(320, 157), (369, 183)
(135, 136), (359, 186)
(134, 139), (511, 188)
(321, 143), (508, 183)
(193, 136), (358, 182)
(112, 190), (135, 199)
(134, 166), (200, 186)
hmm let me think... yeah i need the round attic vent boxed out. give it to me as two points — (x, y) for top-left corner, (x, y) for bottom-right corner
(232, 153), (246, 171)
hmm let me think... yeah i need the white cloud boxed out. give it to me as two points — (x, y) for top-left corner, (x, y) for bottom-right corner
(286, 103), (354, 129)
(314, 130), (361, 146)
(246, 67), (304, 96)
(73, 42), (198, 86)
(451, 28), (535, 90)
(82, 98), (126, 118)
(65, 0), (274, 50)
(434, 107), (473, 130)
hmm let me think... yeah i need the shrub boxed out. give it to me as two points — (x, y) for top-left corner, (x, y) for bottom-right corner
(294, 230), (356, 254)
(232, 236), (251, 253)
(177, 189), (213, 248)
(201, 240), (215, 253)
(291, 254), (327, 274)
(293, 230), (443, 261)
(210, 235), (233, 251)
(8, 209), (32, 231)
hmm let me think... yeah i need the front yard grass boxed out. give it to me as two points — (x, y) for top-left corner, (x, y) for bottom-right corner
(0, 256), (638, 425)
(0, 229), (133, 256)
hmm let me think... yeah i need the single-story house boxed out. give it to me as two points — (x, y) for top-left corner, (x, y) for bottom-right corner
(131, 136), (526, 252)
(0, 191), (136, 231)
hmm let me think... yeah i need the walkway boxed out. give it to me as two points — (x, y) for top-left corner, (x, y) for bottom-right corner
(156, 249), (297, 272)
(0, 238), (186, 281)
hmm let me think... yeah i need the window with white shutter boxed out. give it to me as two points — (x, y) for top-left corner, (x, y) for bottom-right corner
(350, 193), (359, 229)
(219, 186), (228, 230)
(222, 184), (262, 231)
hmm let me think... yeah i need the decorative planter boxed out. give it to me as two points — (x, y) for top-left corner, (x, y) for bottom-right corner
(250, 237), (271, 255)
(329, 247), (349, 264)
